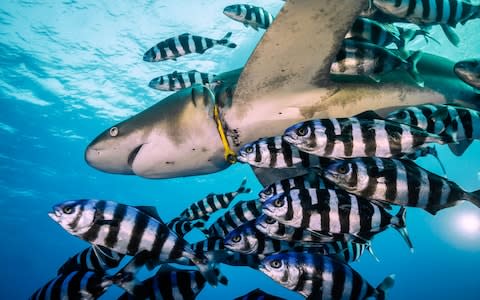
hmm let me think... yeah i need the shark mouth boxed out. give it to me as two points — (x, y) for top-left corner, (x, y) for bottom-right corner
(128, 144), (143, 167)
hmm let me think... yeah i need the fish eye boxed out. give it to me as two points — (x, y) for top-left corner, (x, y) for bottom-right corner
(270, 260), (282, 269)
(232, 235), (242, 243)
(337, 164), (349, 174)
(245, 146), (254, 154)
(274, 198), (284, 207)
(296, 125), (309, 137)
(62, 206), (74, 214)
(265, 217), (276, 224)
(109, 127), (119, 137)
(263, 188), (273, 196)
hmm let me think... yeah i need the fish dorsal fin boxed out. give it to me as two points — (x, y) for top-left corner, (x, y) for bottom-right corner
(135, 206), (164, 223)
(156, 263), (182, 274)
(354, 110), (384, 120)
(232, 0), (368, 106)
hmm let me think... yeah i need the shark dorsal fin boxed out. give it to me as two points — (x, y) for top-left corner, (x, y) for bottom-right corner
(233, 0), (369, 106)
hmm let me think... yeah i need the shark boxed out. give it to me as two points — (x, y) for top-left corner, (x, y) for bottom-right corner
(85, 0), (480, 184)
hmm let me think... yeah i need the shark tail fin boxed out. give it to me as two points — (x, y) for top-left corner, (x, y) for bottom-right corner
(376, 274), (396, 300)
(217, 32), (237, 48)
(391, 207), (414, 253)
(406, 50), (424, 87)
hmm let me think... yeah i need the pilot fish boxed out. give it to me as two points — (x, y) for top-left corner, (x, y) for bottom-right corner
(258, 172), (337, 202)
(143, 32), (236, 62)
(387, 103), (480, 155)
(149, 70), (220, 91)
(48, 199), (223, 286)
(179, 178), (251, 221)
(283, 113), (451, 159)
(373, 0), (480, 46)
(223, 4), (274, 30)
(322, 157), (480, 214)
(233, 288), (286, 300)
(260, 252), (395, 300)
(237, 136), (328, 168)
(196, 199), (262, 238)
(166, 217), (197, 237)
(454, 58), (480, 90)
(330, 39), (424, 85)
(262, 188), (413, 250)
(57, 246), (124, 275)
(29, 270), (113, 300)
(117, 266), (207, 300)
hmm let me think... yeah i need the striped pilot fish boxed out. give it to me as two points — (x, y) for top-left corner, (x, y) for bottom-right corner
(454, 58), (480, 90)
(345, 16), (432, 52)
(387, 103), (480, 155)
(330, 39), (424, 86)
(237, 136), (329, 169)
(29, 270), (113, 300)
(283, 112), (451, 159)
(143, 32), (236, 62)
(262, 188), (413, 250)
(223, 4), (274, 30)
(48, 200), (223, 286)
(166, 217), (197, 237)
(179, 178), (251, 221)
(373, 0), (480, 46)
(260, 252), (395, 300)
(57, 246), (124, 275)
(148, 70), (220, 92)
(196, 199), (262, 238)
(322, 157), (480, 215)
(233, 288), (286, 300)
(117, 266), (207, 300)
(259, 172), (337, 202)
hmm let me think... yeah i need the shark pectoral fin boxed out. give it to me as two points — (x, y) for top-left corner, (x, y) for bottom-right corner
(232, 0), (369, 107)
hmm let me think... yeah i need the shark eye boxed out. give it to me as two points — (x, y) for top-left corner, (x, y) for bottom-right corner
(337, 163), (350, 174)
(270, 260), (282, 269)
(265, 217), (276, 224)
(63, 206), (74, 214)
(245, 146), (254, 153)
(109, 127), (119, 137)
(296, 125), (309, 137)
(232, 235), (242, 243)
(274, 198), (284, 207)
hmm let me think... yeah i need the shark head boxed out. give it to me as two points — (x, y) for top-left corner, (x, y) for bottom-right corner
(85, 85), (230, 178)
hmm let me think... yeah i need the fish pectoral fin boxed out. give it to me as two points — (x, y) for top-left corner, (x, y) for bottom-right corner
(440, 24), (460, 47)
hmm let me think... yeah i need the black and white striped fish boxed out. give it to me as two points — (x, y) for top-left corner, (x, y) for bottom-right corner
(179, 178), (251, 221)
(57, 246), (124, 275)
(237, 136), (328, 168)
(322, 157), (480, 215)
(258, 172), (338, 202)
(262, 188), (413, 250)
(48, 200), (223, 286)
(29, 270), (112, 300)
(223, 4), (274, 30)
(117, 266), (207, 300)
(166, 217), (197, 237)
(233, 288), (286, 300)
(283, 113), (451, 159)
(346, 16), (432, 51)
(330, 39), (424, 85)
(143, 32), (236, 62)
(454, 58), (480, 90)
(196, 199), (262, 238)
(260, 252), (395, 300)
(148, 70), (220, 91)
(387, 103), (480, 155)
(373, 0), (480, 46)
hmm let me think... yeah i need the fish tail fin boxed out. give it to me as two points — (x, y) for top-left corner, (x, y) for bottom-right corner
(440, 24), (460, 47)
(111, 251), (152, 298)
(193, 221), (210, 235)
(391, 207), (414, 253)
(376, 274), (396, 300)
(406, 50), (424, 87)
(236, 177), (251, 194)
(466, 190), (480, 208)
(217, 32), (237, 48)
(192, 257), (228, 287)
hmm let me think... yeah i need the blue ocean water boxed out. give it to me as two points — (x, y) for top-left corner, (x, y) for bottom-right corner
(1, 0), (480, 299)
